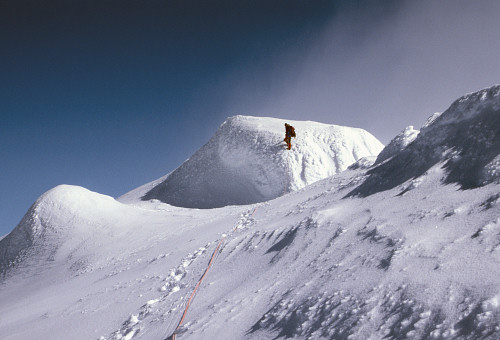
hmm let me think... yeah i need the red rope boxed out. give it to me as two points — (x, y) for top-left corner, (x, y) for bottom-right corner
(168, 153), (290, 339)
(169, 206), (258, 339)
(170, 236), (225, 339)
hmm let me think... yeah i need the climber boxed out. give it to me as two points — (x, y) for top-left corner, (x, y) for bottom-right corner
(284, 123), (296, 150)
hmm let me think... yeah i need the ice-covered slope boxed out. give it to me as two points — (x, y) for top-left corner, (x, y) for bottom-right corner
(120, 115), (383, 208)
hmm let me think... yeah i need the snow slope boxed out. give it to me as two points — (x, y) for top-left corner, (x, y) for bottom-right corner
(0, 184), (250, 339)
(2, 86), (500, 340)
(120, 115), (383, 208)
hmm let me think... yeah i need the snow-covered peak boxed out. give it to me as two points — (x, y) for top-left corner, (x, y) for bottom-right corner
(349, 84), (500, 197)
(375, 125), (420, 164)
(122, 115), (383, 208)
(0, 185), (131, 276)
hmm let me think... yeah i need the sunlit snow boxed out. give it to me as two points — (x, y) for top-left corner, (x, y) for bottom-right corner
(2, 86), (500, 340)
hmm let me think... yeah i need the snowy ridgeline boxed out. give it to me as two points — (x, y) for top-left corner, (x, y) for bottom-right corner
(1, 85), (500, 340)
(119, 115), (384, 208)
(350, 85), (500, 197)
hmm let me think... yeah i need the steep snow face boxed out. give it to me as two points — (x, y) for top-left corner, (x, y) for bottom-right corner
(350, 84), (500, 197)
(130, 115), (383, 208)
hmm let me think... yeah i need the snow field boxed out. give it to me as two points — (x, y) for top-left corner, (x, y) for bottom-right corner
(0, 184), (252, 339)
(3, 87), (500, 340)
(161, 161), (500, 339)
(106, 205), (262, 340)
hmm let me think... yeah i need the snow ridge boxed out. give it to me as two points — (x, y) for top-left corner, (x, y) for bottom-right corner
(349, 84), (500, 197)
(136, 115), (383, 208)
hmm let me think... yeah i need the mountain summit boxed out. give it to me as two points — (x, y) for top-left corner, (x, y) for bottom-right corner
(121, 115), (383, 208)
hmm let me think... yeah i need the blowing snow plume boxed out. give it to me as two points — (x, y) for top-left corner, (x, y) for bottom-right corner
(122, 116), (383, 208)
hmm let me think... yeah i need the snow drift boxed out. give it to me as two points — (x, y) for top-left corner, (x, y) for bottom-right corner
(127, 115), (383, 208)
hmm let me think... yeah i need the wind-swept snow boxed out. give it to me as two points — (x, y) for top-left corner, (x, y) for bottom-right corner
(122, 115), (383, 208)
(2, 86), (500, 340)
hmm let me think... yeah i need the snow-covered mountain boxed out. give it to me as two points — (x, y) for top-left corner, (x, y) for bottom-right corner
(350, 85), (500, 197)
(2, 86), (500, 340)
(119, 115), (384, 208)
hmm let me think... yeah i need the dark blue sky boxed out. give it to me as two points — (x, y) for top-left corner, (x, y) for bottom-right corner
(2, 0), (500, 236)
(1, 0), (336, 234)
